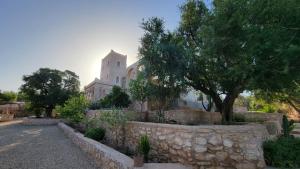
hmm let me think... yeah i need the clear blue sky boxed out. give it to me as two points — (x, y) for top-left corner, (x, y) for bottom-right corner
(0, 0), (209, 92)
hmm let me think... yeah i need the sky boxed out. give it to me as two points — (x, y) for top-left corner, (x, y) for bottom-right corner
(0, 0), (193, 92)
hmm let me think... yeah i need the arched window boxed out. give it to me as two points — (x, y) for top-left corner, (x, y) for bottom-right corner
(117, 61), (120, 67)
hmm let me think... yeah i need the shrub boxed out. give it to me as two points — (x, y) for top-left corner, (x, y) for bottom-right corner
(138, 135), (150, 162)
(232, 114), (246, 122)
(100, 86), (131, 108)
(263, 137), (300, 168)
(0, 91), (17, 104)
(55, 95), (89, 123)
(89, 101), (102, 110)
(100, 109), (130, 146)
(282, 115), (295, 137)
(84, 127), (106, 141)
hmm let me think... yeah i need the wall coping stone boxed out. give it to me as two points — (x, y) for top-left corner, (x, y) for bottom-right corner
(127, 121), (267, 132)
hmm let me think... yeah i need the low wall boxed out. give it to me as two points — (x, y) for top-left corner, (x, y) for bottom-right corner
(0, 114), (14, 122)
(58, 123), (134, 169)
(106, 122), (268, 169)
(0, 103), (27, 117)
(236, 112), (283, 136)
(87, 109), (222, 125)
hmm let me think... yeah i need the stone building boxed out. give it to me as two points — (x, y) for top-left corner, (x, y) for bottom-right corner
(84, 50), (139, 102)
(84, 50), (208, 110)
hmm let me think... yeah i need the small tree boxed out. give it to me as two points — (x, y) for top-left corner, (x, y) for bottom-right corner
(129, 73), (150, 114)
(0, 91), (17, 104)
(55, 95), (89, 124)
(100, 109), (129, 147)
(100, 86), (131, 108)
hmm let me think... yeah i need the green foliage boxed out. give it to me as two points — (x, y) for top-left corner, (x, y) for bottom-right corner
(263, 137), (300, 168)
(232, 114), (246, 122)
(139, 0), (300, 122)
(89, 101), (102, 110)
(249, 95), (279, 113)
(55, 95), (88, 123)
(99, 109), (131, 146)
(84, 127), (105, 141)
(138, 135), (150, 162)
(0, 91), (17, 104)
(139, 17), (185, 114)
(282, 115), (295, 137)
(100, 86), (131, 108)
(20, 68), (80, 117)
(99, 109), (129, 128)
(129, 72), (150, 113)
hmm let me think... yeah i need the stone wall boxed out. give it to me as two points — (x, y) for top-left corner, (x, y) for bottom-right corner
(235, 112), (283, 136)
(106, 122), (268, 169)
(0, 103), (26, 117)
(58, 123), (134, 169)
(0, 114), (14, 122)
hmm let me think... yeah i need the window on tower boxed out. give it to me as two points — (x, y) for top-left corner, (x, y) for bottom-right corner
(116, 76), (119, 84)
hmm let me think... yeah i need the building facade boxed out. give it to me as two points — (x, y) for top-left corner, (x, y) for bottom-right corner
(84, 50), (139, 102)
(84, 50), (208, 110)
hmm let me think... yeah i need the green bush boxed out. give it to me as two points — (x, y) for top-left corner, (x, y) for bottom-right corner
(0, 91), (17, 104)
(100, 86), (131, 108)
(84, 127), (106, 141)
(138, 135), (150, 162)
(55, 95), (89, 123)
(263, 137), (300, 168)
(232, 114), (246, 122)
(89, 101), (102, 110)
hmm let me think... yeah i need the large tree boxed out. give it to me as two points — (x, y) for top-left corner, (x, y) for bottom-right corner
(139, 0), (300, 123)
(20, 68), (80, 117)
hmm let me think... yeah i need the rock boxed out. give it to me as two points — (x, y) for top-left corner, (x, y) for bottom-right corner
(208, 135), (222, 145)
(236, 162), (256, 169)
(216, 152), (228, 161)
(195, 145), (207, 153)
(223, 139), (233, 147)
(195, 137), (207, 145)
(174, 137), (183, 145)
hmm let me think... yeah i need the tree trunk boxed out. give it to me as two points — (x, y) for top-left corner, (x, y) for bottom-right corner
(45, 107), (53, 117)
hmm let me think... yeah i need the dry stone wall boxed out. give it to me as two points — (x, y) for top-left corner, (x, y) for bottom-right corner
(118, 122), (268, 169)
(58, 123), (134, 169)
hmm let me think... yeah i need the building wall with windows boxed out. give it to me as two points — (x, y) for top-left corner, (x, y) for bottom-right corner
(84, 50), (209, 111)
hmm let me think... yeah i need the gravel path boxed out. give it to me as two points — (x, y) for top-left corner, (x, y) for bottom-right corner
(0, 122), (99, 169)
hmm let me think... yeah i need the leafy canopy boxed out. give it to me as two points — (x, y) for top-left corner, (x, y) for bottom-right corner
(20, 68), (80, 117)
(100, 86), (131, 108)
(55, 95), (89, 123)
(139, 0), (300, 122)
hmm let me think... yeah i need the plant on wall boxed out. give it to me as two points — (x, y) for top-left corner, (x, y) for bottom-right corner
(99, 108), (130, 147)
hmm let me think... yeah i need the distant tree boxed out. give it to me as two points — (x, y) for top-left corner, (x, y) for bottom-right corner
(100, 86), (131, 108)
(20, 68), (80, 117)
(255, 84), (300, 114)
(129, 72), (150, 113)
(0, 91), (17, 103)
(139, 0), (300, 123)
